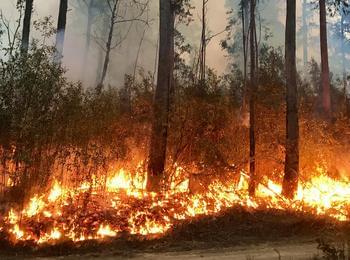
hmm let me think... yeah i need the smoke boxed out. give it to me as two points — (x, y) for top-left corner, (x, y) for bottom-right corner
(0, 0), (348, 87)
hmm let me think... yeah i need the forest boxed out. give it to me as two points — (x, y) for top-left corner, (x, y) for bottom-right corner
(1, 0), (350, 258)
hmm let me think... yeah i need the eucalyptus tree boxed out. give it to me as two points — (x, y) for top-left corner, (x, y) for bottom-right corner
(21, 0), (34, 53)
(282, 0), (299, 199)
(147, 0), (192, 192)
(54, 0), (68, 63)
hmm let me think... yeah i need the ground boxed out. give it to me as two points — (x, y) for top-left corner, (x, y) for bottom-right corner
(1, 207), (348, 259)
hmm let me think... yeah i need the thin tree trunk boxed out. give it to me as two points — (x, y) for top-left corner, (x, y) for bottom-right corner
(81, 0), (94, 81)
(242, 0), (248, 94)
(97, 0), (118, 93)
(282, 0), (299, 199)
(302, 0), (308, 66)
(248, 0), (257, 197)
(21, 0), (34, 54)
(133, 25), (147, 81)
(54, 0), (68, 63)
(199, 0), (207, 83)
(240, 0), (249, 126)
(95, 16), (109, 86)
(340, 10), (347, 111)
(319, 0), (331, 118)
(146, 0), (175, 192)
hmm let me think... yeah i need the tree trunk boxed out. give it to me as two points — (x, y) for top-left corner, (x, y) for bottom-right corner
(54, 0), (68, 63)
(248, 0), (257, 196)
(96, 0), (118, 93)
(21, 0), (34, 54)
(95, 16), (109, 86)
(81, 0), (94, 80)
(319, 0), (331, 118)
(198, 0), (207, 83)
(146, 0), (175, 192)
(340, 10), (347, 111)
(302, 0), (308, 66)
(282, 0), (299, 199)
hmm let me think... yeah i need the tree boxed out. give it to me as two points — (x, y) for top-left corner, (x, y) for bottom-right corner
(319, 0), (332, 118)
(248, 0), (257, 196)
(198, 0), (208, 83)
(241, 0), (249, 100)
(54, 0), (68, 63)
(282, 0), (299, 199)
(96, 0), (118, 91)
(302, 0), (309, 66)
(21, 0), (34, 54)
(146, 0), (175, 192)
(95, 0), (149, 92)
(81, 0), (96, 80)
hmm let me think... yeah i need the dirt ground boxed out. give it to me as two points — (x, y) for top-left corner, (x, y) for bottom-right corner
(32, 242), (320, 259)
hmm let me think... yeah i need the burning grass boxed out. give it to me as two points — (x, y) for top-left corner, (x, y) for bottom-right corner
(1, 162), (350, 249)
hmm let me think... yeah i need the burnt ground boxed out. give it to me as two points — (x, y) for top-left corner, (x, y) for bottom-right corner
(0, 206), (349, 259)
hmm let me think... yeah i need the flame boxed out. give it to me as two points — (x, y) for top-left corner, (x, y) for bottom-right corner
(25, 195), (45, 217)
(2, 163), (350, 245)
(97, 225), (117, 237)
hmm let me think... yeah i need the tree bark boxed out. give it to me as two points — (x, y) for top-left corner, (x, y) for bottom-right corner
(282, 0), (299, 199)
(198, 0), (207, 83)
(81, 0), (94, 80)
(146, 0), (175, 192)
(21, 0), (34, 54)
(302, 0), (308, 66)
(340, 10), (347, 110)
(54, 0), (68, 63)
(319, 0), (331, 118)
(248, 0), (257, 196)
(96, 0), (118, 93)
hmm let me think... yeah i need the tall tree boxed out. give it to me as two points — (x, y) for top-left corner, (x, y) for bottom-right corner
(95, 0), (148, 92)
(248, 0), (257, 196)
(146, 0), (175, 192)
(302, 0), (308, 66)
(21, 0), (34, 54)
(81, 0), (95, 80)
(282, 0), (299, 199)
(241, 0), (249, 94)
(54, 0), (68, 63)
(319, 0), (332, 118)
(96, 0), (118, 91)
(198, 0), (208, 83)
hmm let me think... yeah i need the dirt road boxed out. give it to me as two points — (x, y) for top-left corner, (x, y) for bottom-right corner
(26, 242), (320, 260)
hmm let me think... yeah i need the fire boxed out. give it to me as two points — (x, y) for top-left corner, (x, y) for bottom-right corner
(48, 181), (63, 202)
(25, 195), (45, 217)
(97, 225), (117, 237)
(2, 163), (350, 245)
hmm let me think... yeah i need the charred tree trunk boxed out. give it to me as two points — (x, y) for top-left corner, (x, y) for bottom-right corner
(96, 0), (118, 93)
(319, 0), (332, 118)
(54, 0), (68, 63)
(248, 0), (257, 196)
(21, 0), (34, 54)
(282, 0), (299, 199)
(146, 0), (175, 192)
(302, 0), (308, 66)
